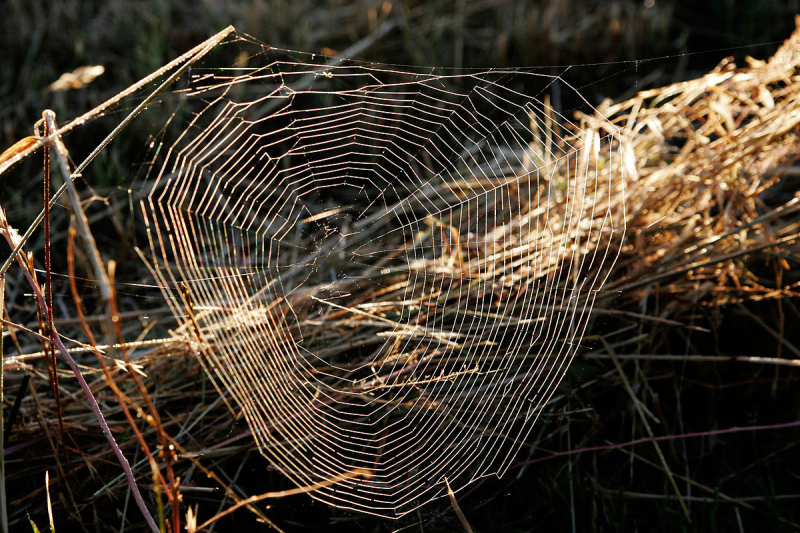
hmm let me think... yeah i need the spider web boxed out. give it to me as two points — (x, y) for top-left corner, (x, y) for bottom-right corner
(136, 32), (625, 517)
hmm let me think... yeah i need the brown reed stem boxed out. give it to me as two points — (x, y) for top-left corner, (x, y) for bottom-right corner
(39, 111), (160, 533)
(41, 115), (67, 489)
(445, 477), (474, 533)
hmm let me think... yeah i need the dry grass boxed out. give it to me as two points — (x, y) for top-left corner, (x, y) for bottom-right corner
(2, 7), (800, 533)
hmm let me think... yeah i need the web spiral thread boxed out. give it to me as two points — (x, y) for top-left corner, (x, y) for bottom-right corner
(137, 34), (625, 517)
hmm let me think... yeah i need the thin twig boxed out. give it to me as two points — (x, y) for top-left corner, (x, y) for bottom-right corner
(0, 27), (236, 176)
(445, 478), (474, 533)
(45, 472), (54, 532)
(736, 302), (800, 359)
(583, 352), (800, 367)
(42, 114), (67, 487)
(192, 468), (372, 532)
(43, 111), (113, 314)
(0, 273), (8, 533)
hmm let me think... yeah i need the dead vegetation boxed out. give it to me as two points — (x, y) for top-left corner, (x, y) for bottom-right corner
(1, 12), (800, 533)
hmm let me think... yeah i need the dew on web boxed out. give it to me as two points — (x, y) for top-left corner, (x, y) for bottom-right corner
(134, 31), (626, 517)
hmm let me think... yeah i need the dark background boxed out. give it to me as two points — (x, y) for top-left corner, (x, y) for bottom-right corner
(2, 0), (799, 150)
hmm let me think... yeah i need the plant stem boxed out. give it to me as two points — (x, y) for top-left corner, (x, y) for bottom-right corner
(0, 273), (8, 533)
(43, 111), (159, 531)
(445, 478), (473, 533)
(0, 25), (235, 278)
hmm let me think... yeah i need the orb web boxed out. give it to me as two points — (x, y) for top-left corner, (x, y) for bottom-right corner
(137, 33), (625, 517)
